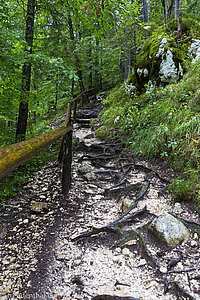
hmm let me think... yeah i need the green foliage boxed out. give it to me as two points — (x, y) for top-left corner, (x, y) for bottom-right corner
(100, 85), (130, 128)
(95, 126), (112, 140)
(1, 0), (200, 205)
(169, 169), (200, 202)
(99, 61), (200, 202)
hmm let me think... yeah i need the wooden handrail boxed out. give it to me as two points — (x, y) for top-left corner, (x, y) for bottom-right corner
(0, 86), (97, 193)
(0, 125), (72, 180)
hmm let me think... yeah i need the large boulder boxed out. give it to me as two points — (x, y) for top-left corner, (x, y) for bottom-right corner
(128, 35), (185, 92)
(127, 18), (200, 93)
(149, 213), (190, 247)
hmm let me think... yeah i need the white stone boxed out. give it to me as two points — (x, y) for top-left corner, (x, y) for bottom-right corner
(84, 172), (96, 181)
(114, 247), (121, 254)
(114, 116), (120, 124)
(124, 239), (137, 246)
(191, 240), (197, 247)
(145, 280), (157, 289)
(93, 195), (103, 200)
(78, 161), (93, 174)
(173, 202), (183, 214)
(143, 69), (148, 76)
(156, 37), (168, 57)
(11, 227), (18, 232)
(159, 49), (179, 84)
(176, 262), (184, 270)
(160, 266), (168, 273)
(112, 255), (123, 265)
(193, 233), (198, 240)
(138, 259), (146, 266)
(122, 248), (130, 255)
(189, 39), (200, 63)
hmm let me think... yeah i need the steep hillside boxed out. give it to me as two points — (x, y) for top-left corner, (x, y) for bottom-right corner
(96, 60), (200, 204)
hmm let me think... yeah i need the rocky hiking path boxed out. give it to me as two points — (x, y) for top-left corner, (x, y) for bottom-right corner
(0, 96), (200, 300)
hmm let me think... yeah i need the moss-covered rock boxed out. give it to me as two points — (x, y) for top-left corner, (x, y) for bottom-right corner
(128, 18), (200, 93)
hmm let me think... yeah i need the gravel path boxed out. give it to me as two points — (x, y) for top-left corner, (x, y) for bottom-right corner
(0, 104), (200, 300)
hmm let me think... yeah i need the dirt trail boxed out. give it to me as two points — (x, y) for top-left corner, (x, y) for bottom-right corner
(0, 99), (200, 300)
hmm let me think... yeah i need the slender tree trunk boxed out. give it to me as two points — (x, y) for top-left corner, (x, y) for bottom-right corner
(87, 34), (93, 89)
(55, 80), (59, 109)
(175, 0), (179, 19)
(147, 0), (150, 21)
(68, 12), (87, 105)
(167, 0), (174, 18)
(16, 0), (36, 140)
(133, 23), (137, 63)
(94, 39), (102, 89)
(124, 0), (134, 80)
(165, 0), (168, 22)
(139, 0), (147, 22)
(125, 42), (131, 80)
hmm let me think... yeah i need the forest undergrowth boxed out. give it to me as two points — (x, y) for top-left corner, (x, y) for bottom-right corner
(95, 61), (200, 206)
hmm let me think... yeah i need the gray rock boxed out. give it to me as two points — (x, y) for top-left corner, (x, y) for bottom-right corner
(121, 198), (132, 213)
(84, 172), (96, 181)
(159, 49), (183, 84)
(78, 161), (93, 174)
(30, 201), (48, 213)
(149, 213), (190, 247)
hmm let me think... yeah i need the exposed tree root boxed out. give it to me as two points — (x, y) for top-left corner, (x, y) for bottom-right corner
(172, 281), (195, 300)
(78, 154), (117, 163)
(134, 163), (172, 183)
(71, 178), (150, 243)
(169, 212), (200, 236)
(168, 267), (200, 274)
(169, 212), (200, 227)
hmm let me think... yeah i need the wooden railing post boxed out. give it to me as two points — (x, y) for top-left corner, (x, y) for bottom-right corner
(61, 130), (72, 194)
(58, 102), (72, 164)
(61, 102), (72, 194)
(73, 100), (77, 121)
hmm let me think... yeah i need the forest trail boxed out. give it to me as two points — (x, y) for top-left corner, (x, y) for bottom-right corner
(0, 97), (200, 300)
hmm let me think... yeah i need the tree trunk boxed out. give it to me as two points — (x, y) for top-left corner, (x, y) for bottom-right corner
(16, 0), (36, 140)
(133, 23), (137, 63)
(125, 42), (131, 80)
(68, 12), (87, 105)
(55, 80), (59, 109)
(94, 39), (102, 89)
(87, 34), (93, 89)
(175, 0), (179, 19)
(167, 0), (174, 18)
(147, 0), (150, 21)
(124, 0), (134, 81)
